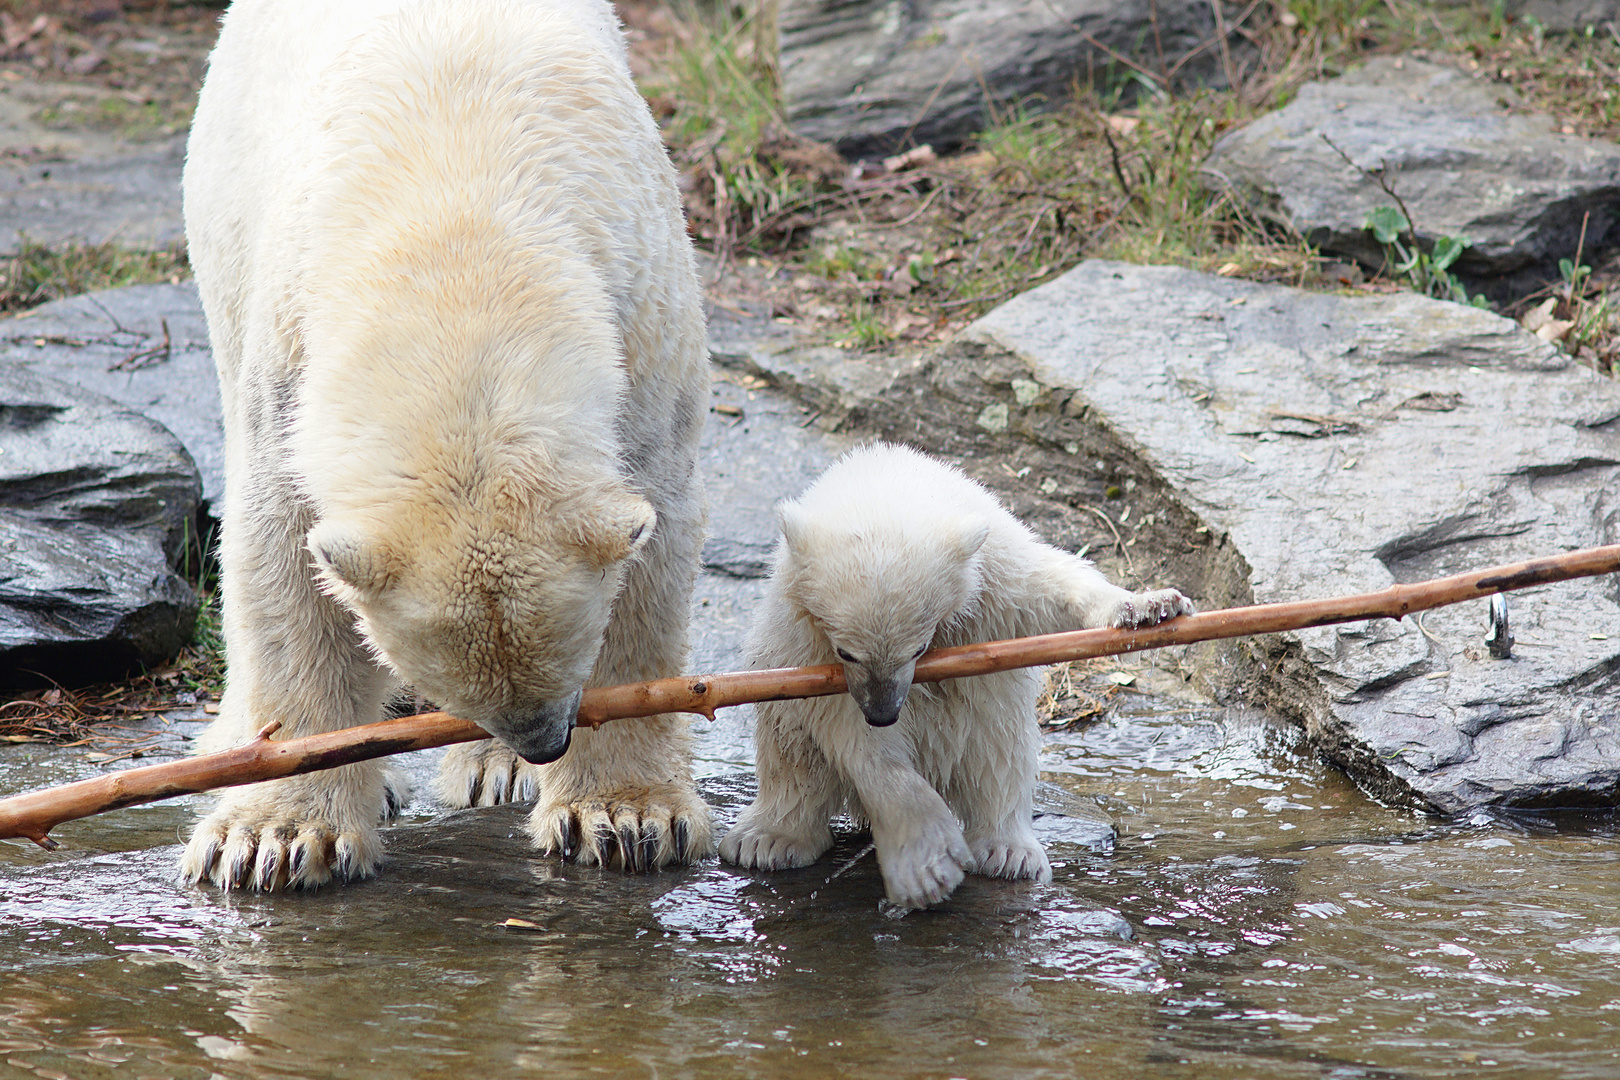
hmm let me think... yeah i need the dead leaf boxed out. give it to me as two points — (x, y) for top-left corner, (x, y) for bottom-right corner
(1521, 296), (1558, 334)
(881, 145), (936, 173)
(1535, 318), (1575, 343)
(1106, 115), (1140, 136)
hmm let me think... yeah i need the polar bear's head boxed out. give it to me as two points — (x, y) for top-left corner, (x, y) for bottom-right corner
(775, 500), (988, 728)
(307, 476), (656, 764)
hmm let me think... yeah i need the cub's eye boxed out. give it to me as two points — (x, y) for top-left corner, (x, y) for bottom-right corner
(835, 648), (858, 664)
(912, 645), (928, 660)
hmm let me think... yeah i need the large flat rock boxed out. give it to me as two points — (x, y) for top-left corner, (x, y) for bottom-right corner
(0, 366), (200, 685)
(0, 86), (185, 251)
(957, 260), (1620, 813)
(779, 0), (1253, 160)
(1, 283), (223, 508)
(1204, 57), (1620, 287)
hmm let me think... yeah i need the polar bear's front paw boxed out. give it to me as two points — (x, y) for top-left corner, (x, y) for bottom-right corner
(436, 741), (540, 808)
(718, 813), (832, 870)
(970, 833), (1053, 882)
(181, 790), (384, 891)
(528, 782), (715, 871)
(878, 818), (973, 909)
(1108, 588), (1196, 629)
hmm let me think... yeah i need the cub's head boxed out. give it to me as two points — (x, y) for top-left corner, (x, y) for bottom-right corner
(775, 499), (988, 727)
(307, 479), (655, 764)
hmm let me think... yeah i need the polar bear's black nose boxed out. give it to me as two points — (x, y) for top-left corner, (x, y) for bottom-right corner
(509, 721), (571, 764)
(861, 703), (902, 727)
(498, 691), (581, 764)
(850, 665), (914, 728)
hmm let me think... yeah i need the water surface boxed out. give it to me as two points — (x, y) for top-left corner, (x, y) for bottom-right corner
(3, 674), (1615, 1080)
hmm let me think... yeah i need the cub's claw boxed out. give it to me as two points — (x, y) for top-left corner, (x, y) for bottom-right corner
(1109, 588), (1196, 629)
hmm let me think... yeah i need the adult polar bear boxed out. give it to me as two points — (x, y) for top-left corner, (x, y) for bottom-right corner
(181, 0), (712, 889)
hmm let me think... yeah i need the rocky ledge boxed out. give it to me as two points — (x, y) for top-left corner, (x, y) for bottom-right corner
(735, 260), (1620, 814)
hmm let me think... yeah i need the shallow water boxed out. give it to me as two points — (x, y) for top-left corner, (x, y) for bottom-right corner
(3, 672), (1617, 1080)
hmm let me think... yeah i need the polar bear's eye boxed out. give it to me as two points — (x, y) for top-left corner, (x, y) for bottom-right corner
(835, 648), (858, 664)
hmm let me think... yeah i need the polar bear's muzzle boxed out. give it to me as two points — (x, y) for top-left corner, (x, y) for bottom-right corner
(489, 690), (581, 764)
(850, 661), (916, 728)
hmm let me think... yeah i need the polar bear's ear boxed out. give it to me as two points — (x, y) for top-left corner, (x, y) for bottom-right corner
(308, 521), (395, 596)
(777, 501), (814, 557)
(580, 496), (657, 568)
(947, 516), (990, 560)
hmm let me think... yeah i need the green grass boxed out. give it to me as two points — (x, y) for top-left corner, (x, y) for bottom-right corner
(647, 0), (1617, 357)
(1, 236), (189, 312)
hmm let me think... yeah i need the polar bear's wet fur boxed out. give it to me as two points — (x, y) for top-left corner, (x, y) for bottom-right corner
(721, 444), (1194, 908)
(181, 0), (711, 889)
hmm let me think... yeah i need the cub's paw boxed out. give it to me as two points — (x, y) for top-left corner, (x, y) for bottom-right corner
(878, 817), (973, 909)
(969, 833), (1053, 882)
(436, 741), (540, 808)
(719, 812), (833, 870)
(180, 777), (385, 891)
(1108, 588), (1196, 629)
(528, 782), (715, 871)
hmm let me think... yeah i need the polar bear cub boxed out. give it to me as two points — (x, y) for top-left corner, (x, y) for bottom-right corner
(179, 0), (711, 889)
(720, 443), (1194, 908)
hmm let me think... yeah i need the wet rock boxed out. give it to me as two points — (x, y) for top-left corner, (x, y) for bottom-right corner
(1203, 57), (1620, 289)
(779, 0), (1256, 160)
(740, 260), (1620, 813)
(0, 283), (223, 508)
(0, 366), (201, 686)
(964, 261), (1620, 813)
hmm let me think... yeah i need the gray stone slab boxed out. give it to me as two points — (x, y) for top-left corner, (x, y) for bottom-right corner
(1203, 57), (1620, 287)
(0, 365), (200, 685)
(961, 260), (1620, 812)
(779, 0), (1254, 160)
(1, 282), (222, 508)
(1505, 0), (1620, 32)
(0, 136), (186, 251)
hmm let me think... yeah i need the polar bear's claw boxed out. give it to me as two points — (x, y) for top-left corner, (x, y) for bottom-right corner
(717, 817), (832, 870)
(436, 743), (538, 809)
(1108, 588), (1197, 630)
(528, 786), (714, 871)
(883, 844), (969, 910)
(181, 779), (385, 891)
(970, 835), (1053, 882)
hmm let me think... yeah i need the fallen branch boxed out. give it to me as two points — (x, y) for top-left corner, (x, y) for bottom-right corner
(4, 544), (1619, 849)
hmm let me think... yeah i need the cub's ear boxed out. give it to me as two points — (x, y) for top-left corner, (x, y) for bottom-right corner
(948, 516), (990, 560)
(777, 500), (814, 556)
(307, 520), (397, 596)
(579, 495), (657, 569)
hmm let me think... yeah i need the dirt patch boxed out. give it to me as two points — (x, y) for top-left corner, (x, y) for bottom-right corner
(0, 1), (219, 144)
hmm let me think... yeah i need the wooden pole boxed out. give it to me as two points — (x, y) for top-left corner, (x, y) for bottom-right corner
(3, 543), (1618, 849)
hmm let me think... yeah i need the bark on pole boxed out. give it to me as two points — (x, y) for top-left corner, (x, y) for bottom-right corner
(4, 544), (1619, 849)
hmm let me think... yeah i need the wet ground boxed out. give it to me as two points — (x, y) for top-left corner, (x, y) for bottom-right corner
(3, 382), (1619, 1080)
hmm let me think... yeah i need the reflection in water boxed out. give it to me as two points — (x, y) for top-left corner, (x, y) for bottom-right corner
(2, 690), (1618, 1079)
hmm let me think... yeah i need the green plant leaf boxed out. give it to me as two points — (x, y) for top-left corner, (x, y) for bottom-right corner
(1432, 235), (1469, 271)
(1364, 206), (1409, 245)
